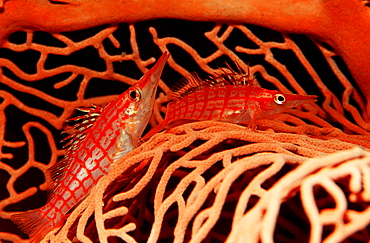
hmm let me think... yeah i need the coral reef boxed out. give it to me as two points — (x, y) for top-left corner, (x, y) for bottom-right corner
(1, 0), (369, 110)
(42, 121), (370, 242)
(0, 1), (370, 242)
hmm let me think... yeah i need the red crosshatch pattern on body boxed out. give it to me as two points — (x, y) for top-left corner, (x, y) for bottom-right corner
(144, 78), (317, 140)
(167, 85), (315, 123)
(9, 52), (169, 242)
(171, 87), (231, 121)
(36, 112), (123, 230)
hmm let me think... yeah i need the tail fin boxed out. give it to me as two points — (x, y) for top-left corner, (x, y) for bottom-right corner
(11, 208), (53, 242)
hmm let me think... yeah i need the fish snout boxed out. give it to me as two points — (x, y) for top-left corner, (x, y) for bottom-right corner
(138, 52), (169, 97)
(283, 93), (317, 109)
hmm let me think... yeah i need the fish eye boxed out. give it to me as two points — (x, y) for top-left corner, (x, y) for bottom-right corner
(129, 88), (141, 101)
(274, 94), (286, 105)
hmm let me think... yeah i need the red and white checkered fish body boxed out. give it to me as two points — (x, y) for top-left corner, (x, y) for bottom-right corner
(11, 52), (169, 242)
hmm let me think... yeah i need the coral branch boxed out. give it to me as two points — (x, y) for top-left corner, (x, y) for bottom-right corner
(37, 121), (370, 242)
(1, 1), (369, 110)
(1, 3), (370, 241)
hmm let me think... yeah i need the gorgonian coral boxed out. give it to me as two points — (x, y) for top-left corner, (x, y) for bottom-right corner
(0, 1), (369, 242)
(42, 121), (370, 242)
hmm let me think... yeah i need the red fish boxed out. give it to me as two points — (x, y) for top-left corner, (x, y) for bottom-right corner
(11, 52), (169, 242)
(143, 66), (317, 140)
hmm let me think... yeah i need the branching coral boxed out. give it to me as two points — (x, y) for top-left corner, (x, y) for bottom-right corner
(0, 1), (370, 242)
(1, 0), (369, 110)
(40, 121), (370, 242)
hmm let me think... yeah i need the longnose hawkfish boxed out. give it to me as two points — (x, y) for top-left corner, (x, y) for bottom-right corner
(143, 64), (316, 140)
(11, 52), (170, 242)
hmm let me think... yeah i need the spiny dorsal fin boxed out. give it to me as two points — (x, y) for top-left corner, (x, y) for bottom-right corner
(168, 72), (205, 101)
(45, 104), (103, 199)
(60, 105), (103, 148)
(168, 62), (257, 101)
(211, 62), (258, 86)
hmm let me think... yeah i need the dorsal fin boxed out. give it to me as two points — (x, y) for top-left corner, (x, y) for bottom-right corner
(45, 104), (103, 199)
(168, 62), (257, 101)
(168, 72), (205, 101)
(60, 105), (103, 148)
(212, 62), (258, 86)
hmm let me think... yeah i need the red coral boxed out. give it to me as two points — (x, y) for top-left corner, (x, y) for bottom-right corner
(0, 1), (370, 242)
(43, 122), (370, 242)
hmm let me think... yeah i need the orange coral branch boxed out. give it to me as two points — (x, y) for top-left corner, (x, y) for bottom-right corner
(227, 146), (370, 243)
(39, 121), (370, 242)
(1, 1), (369, 110)
(1, 2), (370, 241)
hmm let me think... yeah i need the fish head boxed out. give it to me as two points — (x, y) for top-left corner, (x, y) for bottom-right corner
(115, 52), (169, 144)
(257, 90), (317, 118)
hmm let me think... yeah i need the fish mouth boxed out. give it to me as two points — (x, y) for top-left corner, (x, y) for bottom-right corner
(283, 94), (317, 109)
(138, 52), (170, 99)
(297, 95), (317, 105)
(285, 93), (317, 102)
(296, 95), (317, 104)
(287, 93), (317, 100)
(299, 94), (317, 101)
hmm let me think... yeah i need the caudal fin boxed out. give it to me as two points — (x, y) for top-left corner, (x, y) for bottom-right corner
(11, 208), (54, 242)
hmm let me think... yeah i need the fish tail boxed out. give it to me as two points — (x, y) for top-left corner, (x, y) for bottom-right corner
(11, 208), (55, 242)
